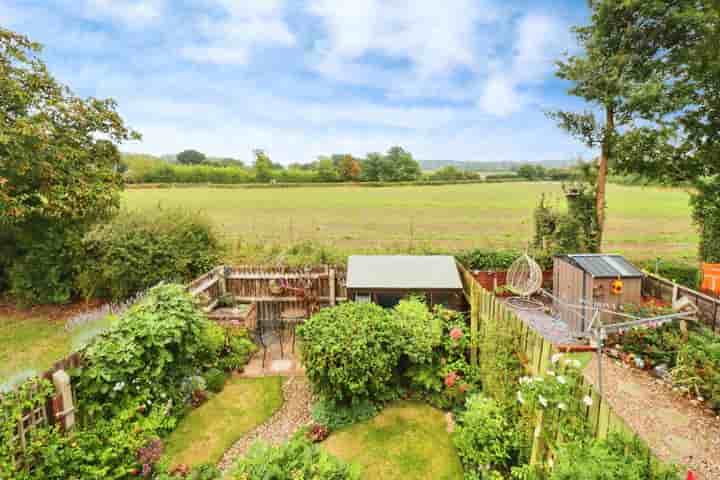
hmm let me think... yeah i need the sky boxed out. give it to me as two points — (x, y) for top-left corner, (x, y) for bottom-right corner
(1, 0), (594, 164)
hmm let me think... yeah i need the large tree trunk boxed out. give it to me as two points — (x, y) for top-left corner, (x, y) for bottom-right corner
(596, 105), (614, 251)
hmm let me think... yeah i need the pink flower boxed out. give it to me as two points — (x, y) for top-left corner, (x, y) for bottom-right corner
(450, 328), (464, 341)
(445, 372), (458, 388)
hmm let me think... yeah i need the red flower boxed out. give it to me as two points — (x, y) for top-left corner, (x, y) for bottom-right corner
(458, 383), (469, 393)
(450, 328), (464, 341)
(445, 372), (458, 388)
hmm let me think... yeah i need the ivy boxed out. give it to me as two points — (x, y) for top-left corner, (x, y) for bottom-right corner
(690, 178), (720, 263)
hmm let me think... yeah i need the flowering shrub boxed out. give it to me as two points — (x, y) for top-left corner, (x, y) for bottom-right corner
(517, 354), (590, 445)
(306, 424), (330, 443)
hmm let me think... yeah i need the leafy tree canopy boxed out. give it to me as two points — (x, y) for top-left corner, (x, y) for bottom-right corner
(0, 28), (138, 227)
(176, 149), (206, 165)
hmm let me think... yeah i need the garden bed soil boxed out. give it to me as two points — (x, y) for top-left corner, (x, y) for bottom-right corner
(583, 354), (720, 480)
(0, 298), (105, 321)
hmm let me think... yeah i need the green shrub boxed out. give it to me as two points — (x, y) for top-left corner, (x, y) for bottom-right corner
(219, 328), (257, 372)
(405, 306), (480, 409)
(637, 259), (699, 289)
(673, 327), (720, 411)
(311, 398), (382, 430)
(394, 297), (442, 364)
(456, 248), (553, 271)
(230, 434), (360, 480)
(75, 284), (212, 419)
(6, 223), (85, 304)
(550, 434), (679, 480)
(298, 302), (403, 406)
(453, 394), (522, 478)
(77, 207), (222, 300)
(199, 321), (227, 368)
(204, 368), (227, 393)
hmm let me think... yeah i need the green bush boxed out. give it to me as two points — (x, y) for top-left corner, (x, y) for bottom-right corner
(219, 328), (257, 372)
(637, 259), (699, 289)
(691, 180), (720, 263)
(673, 327), (720, 411)
(230, 434), (359, 480)
(204, 367), (227, 393)
(77, 207), (222, 300)
(198, 321), (227, 367)
(550, 434), (679, 480)
(453, 394), (522, 478)
(75, 284), (213, 418)
(311, 398), (382, 430)
(456, 248), (553, 271)
(298, 302), (403, 406)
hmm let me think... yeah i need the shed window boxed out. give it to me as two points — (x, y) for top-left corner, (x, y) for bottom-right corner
(377, 293), (403, 309)
(355, 293), (371, 304)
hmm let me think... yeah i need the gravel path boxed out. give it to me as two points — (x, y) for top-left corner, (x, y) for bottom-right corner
(217, 376), (313, 473)
(584, 354), (720, 480)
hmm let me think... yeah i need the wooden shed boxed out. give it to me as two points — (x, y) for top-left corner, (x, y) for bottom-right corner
(553, 254), (644, 334)
(346, 255), (465, 310)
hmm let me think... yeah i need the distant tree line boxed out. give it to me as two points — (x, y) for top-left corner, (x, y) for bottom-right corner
(124, 148), (582, 185)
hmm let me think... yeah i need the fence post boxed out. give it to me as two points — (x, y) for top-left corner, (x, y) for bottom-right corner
(218, 266), (227, 297)
(329, 268), (336, 306)
(470, 287), (478, 366)
(51, 370), (75, 431)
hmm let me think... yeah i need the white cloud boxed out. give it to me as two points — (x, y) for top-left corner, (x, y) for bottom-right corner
(82, 0), (165, 26)
(181, 1), (294, 65)
(477, 13), (568, 116)
(309, 0), (500, 78)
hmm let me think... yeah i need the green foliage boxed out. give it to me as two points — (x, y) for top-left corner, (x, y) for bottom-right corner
(204, 368), (227, 394)
(75, 284), (211, 419)
(673, 327), (720, 411)
(405, 307), (480, 410)
(311, 398), (382, 430)
(453, 394), (522, 479)
(76, 207), (222, 300)
(691, 179), (720, 263)
(177, 149), (207, 165)
(517, 356), (591, 446)
(637, 259), (699, 289)
(297, 302), (402, 406)
(478, 311), (524, 404)
(517, 165), (547, 181)
(549, 433), (679, 480)
(219, 327), (257, 372)
(253, 150), (274, 183)
(394, 297), (442, 364)
(1, 378), (171, 480)
(430, 166), (481, 181)
(456, 249), (553, 271)
(230, 434), (360, 480)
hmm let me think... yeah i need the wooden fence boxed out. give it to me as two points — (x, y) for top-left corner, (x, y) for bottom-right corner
(459, 264), (636, 464)
(190, 265), (347, 324)
(643, 272), (720, 332)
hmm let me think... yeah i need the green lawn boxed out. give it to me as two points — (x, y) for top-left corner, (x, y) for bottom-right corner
(322, 402), (464, 480)
(0, 315), (69, 389)
(123, 182), (696, 262)
(163, 376), (284, 469)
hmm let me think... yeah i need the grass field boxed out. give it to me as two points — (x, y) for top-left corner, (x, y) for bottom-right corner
(323, 401), (463, 479)
(123, 182), (697, 262)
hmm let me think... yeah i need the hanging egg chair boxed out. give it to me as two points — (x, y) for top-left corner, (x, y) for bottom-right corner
(506, 253), (545, 310)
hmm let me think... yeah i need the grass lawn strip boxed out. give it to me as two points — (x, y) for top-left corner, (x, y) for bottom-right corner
(164, 376), (283, 469)
(322, 401), (464, 480)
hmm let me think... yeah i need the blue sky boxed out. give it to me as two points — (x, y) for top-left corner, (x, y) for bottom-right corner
(1, 0), (594, 164)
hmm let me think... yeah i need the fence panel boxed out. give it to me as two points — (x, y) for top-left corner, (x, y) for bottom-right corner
(643, 273), (720, 332)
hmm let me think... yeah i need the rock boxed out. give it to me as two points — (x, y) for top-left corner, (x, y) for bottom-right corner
(651, 364), (669, 380)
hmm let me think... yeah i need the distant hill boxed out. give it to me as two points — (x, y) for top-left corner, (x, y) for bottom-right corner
(418, 159), (579, 172)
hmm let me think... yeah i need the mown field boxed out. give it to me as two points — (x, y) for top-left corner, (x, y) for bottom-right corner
(123, 182), (697, 262)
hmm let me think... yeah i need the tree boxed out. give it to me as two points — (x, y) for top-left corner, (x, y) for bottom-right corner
(384, 146), (421, 181)
(338, 154), (362, 181)
(516, 164), (546, 180)
(0, 28), (138, 301)
(253, 149), (273, 182)
(600, 0), (720, 262)
(548, 1), (669, 250)
(316, 157), (339, 182)
(362, 153), (384, 182)
(177, 149), (206, 165)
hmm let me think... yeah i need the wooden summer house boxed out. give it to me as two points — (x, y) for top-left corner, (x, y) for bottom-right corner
(346, 255), (465, 310)
(553, 254), (644, 334)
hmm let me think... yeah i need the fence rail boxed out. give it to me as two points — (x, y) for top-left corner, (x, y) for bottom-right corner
(643, 272), (720, 332)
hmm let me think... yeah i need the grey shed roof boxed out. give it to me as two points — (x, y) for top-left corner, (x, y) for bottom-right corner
(563, 254), (644, 278)
(346, 255), (463, 290)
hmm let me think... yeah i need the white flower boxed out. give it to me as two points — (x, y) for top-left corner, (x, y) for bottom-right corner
(558, 402), (567, 411)
(551, 353), (563, 364)
(517, 391), (525, 404)
(113, 381), (125, 392)
(519, 376), (531, 385)
(583, 395), (593, 407)
(534, 377), (544, 383)
(557, 376), (567, 385)
(564, 359), (582, 369)
(539, 395), (548, 408)
(547, 370), (556, 377)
